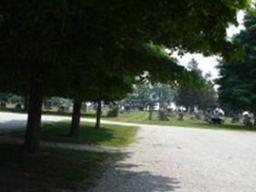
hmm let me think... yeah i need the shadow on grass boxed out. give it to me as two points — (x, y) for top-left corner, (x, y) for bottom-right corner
(0, 121), (115, 147)
(0, 119), (138, 148)
(0, 143), (112, 192)
(39, 122), (138, 147)
(40, 122), (116, 146)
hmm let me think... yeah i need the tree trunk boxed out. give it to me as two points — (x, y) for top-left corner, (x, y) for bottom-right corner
(23, 77), (43, 153)
(95, 100), (102, 129)
(69, 99), (82, 137)
(187, 106), (191, 114)
(148, 105), (153, 120)
(23, 94), (29, 112)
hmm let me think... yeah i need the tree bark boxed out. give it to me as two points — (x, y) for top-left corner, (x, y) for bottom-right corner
(95, 100), (102, 129)
(23, 94), (29, 112)
(148, 105), (153, 120)
(23, 77), (43, 153)
(69, 99), (82, 137)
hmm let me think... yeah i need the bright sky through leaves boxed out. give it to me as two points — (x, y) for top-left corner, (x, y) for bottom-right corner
(174, 11), (245, 80)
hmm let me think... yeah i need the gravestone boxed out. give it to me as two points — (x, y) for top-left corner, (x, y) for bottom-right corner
(15, 103), (22, 111)
(0, 101), (6, 109)
(107, 106), (119, 117)
(177, 112), (184, 120)
(58, 106), (65, 113)
(159, 110), (169, 121)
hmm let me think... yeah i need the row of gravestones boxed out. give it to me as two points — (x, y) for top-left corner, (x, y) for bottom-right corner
(0, 101), (23, 110)
(231, 113), (255, 127)
(0, 100), (119, 118)
(57, 103), (87, 114)
(0, 101), (87, 113)
(159, 109), (256, 126)
(0, 100), (69, 112)
(224, 112), (255, 127)
(158, 109), (226, 122)
(159, 109), (184, 121)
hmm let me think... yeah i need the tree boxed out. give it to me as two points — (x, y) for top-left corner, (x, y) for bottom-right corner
(217, 7), (256, 115)
(68, 42), (198, 131)
(90, 74), (135, 129)
(69, 100), (82, 136)
(0, 1), (247, 151)
(151, 84), (176, 110)
(175, 59), (216, 112)
(199, 77), (217, 110)
(95, 100), (102, 129)
(66, 59), (136, 132)
(124, 84), (152, 111)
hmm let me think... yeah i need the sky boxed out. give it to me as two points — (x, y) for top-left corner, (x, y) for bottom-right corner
(174, 11), (245, 80)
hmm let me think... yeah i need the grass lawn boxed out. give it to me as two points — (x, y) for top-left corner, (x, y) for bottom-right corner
(39, 122), (138, 147)
(0, 111), (138, 148)
(106, 111), (256, 131)
(0, 143), (115, 192)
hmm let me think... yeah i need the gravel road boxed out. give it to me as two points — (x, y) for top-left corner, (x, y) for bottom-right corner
(1, 112), (256, 192)
(90, 125), (256, 192)
(0, 112), (70, 133)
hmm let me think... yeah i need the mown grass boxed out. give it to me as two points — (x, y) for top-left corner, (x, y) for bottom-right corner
(0, 143), (115, 192)
(39, 122), (138, 147)
(106, 111), (256, 131)
(6, 121), (138, 148)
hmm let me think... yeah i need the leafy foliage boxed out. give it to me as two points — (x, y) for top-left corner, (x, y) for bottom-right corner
(122, 82), (176, 110)
(217, 7), (256, 113)
(0, 1), (248, 97)
(175, 59), (217, 111)
(0, 1), (248, 150)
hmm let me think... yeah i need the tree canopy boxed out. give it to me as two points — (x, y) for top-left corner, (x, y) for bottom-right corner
(0, 1), (249, 151)
(0, 1), (248, 99)
(217, 6), (256, 114)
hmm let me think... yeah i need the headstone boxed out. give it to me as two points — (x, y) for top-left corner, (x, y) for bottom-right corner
(159, 110), (169, 121)
(177, 112), (184, 120)
(243, 113), (254, 127)
(15, 103), (22, 111)
(107, 106), (119, 117)
(44, 100), (52, 110)
(81, 103), (87, 113)
(0, 101), (7, 109)
(190, 114), (195, 120)
(195, 113), (202, 120)
(58, 106), (65, 113)
(231, 114), (240, 123)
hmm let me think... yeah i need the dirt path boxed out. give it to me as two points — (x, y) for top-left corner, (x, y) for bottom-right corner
(90, 125), (256, 192)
